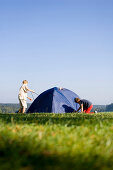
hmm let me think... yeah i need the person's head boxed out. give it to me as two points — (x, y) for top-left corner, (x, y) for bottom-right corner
(74, 97), (80, 103)
(22, 80), (28, 85)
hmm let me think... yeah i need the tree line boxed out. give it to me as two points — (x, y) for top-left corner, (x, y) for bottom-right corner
(0, 103), (113, 113)
(0, 104), (31, 113)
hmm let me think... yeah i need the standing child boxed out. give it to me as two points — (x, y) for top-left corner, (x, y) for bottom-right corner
(18, 80), (35, 113)
(74, 98), (93, 113)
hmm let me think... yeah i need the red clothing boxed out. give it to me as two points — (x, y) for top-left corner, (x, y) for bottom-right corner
(84, 104), (93, 113)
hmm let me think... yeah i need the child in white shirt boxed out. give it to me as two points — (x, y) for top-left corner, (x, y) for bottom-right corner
(18, 80), (35, 113)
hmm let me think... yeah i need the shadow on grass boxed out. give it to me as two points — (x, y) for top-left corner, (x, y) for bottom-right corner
(0, 146), (112, 170)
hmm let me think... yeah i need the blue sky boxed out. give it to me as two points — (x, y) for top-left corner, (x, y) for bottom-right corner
(0, 0), (113, 104)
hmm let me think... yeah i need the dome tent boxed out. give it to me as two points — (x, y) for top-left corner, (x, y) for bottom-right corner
(27, 87), (80, 113)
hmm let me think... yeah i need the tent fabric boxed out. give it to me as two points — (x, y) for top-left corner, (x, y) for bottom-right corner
(27, 87), (80, 113)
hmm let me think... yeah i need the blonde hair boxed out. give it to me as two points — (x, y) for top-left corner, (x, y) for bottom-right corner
(22, 80), (28, 84)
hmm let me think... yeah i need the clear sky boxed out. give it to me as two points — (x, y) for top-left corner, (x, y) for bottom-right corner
(0, 0), (113, 104)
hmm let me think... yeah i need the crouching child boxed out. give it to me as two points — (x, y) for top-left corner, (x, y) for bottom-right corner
(74, 98), (93, 113)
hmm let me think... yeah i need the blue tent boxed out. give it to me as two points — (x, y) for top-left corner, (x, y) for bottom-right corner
(27, 87), (80, 113)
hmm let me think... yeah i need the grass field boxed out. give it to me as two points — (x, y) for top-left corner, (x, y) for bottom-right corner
(0, 113), (113, 170)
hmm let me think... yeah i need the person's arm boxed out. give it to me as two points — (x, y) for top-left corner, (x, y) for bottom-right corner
(25, 86), (35, 93)
(74, 106), (81, 112)
(81, 104), (83, 112)
(74, 104), (83, 113)
(27, 97), (32, 101)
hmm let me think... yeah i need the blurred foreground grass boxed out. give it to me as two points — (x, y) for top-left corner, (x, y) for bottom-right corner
(0, 112), (113, 170)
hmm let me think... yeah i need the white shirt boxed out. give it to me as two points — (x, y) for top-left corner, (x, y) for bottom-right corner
(18, 84), (28, 100)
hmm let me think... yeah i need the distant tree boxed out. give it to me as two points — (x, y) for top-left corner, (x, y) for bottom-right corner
(0, 108), (2, 113)
(106, 103), (113, 111)
(0, 103), (31, 113)
(91, 105), (106, 112)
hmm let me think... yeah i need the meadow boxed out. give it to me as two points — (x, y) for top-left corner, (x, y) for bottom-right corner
(0, 112), (113, 170)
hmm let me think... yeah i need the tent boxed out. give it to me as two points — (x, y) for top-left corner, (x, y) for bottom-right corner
(27, 87), (80, 113)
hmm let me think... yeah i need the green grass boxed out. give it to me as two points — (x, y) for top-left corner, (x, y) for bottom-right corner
(0, 113), (113, 170)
